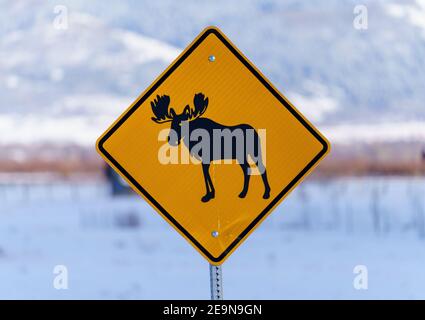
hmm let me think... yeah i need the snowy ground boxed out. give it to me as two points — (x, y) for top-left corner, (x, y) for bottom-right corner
(0, 176), (424, 299)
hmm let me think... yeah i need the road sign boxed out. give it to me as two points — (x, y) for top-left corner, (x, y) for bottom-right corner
(96, 27), (330, 265)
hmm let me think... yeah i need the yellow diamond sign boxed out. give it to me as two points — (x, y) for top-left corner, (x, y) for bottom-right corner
(96, 27), (330, 265)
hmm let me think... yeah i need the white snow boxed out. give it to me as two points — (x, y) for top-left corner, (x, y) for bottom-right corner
(386, 0), (425, 33)
(0, 177), (424, 299)
(118, 30), (181, 64)
(289, 95), (338, 123)
(323, 121), (425, 144)
(0, 114), (110, 146)
(4, 75), (20, 89)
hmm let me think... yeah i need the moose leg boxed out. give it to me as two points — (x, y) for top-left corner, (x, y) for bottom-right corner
(238, 163), (250, 198)
(256, 160), (270, 199)
(261, 170), (271, 199)
(201, 163), (215, 202)
(206, 169), (215, 197)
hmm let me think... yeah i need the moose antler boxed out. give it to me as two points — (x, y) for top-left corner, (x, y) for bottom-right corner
(151, 94), (175, 123)
(185, 93), (208, 120)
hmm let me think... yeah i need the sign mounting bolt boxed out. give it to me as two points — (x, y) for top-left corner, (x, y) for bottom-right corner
(208, 55), (216, 62)
(211, 231), (219, 238)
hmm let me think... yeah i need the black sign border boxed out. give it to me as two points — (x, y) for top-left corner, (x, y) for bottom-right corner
(97, 27), (329, 264)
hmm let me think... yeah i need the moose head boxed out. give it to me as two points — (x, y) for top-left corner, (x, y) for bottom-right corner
(151, 93), (209, 146)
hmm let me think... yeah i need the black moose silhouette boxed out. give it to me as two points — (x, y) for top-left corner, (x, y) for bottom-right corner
(151, 93), (271, 202)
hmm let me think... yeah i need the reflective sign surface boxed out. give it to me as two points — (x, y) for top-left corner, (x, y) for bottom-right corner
(96, 27), (330, 265)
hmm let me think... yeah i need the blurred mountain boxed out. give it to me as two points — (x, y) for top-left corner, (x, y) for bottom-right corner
(62, 0), (425, 124)
(1, 0), (425, 148)
(0, 0), (180, 146)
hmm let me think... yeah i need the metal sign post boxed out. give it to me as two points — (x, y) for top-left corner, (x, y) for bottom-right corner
(209, 264), (223, 300)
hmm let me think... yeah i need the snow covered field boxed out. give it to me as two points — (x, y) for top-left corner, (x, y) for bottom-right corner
(0, 176), (424, 299)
